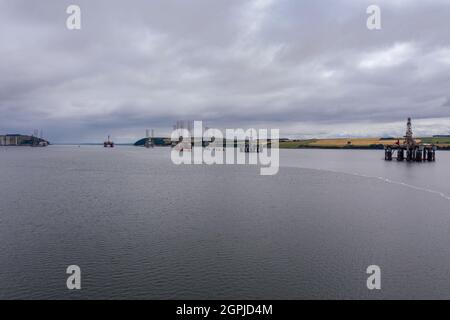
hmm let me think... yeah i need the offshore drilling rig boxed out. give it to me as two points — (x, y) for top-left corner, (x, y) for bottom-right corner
(384, 118), (436, 162)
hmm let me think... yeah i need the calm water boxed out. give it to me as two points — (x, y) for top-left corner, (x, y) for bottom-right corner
(1, 145), (450, 299)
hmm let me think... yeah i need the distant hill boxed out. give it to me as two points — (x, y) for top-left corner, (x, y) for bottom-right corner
(134, 137), (171, 146)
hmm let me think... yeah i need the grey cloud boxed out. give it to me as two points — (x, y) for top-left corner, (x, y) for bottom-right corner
(1, 0), (450, 142)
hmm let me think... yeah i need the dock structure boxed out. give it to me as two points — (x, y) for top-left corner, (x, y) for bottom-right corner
(240, 138), (264, 153)
(384, 118), (436, 162)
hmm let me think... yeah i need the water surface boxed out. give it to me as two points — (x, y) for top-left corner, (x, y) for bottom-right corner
(1, 146), (449, 299)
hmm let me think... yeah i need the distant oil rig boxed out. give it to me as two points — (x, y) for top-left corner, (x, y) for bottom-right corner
(384, 118), (436, 162)
(103, 135), (114, 148)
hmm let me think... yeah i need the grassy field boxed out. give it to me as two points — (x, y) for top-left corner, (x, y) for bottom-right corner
(419, 137), (450, 145)
(280, 137), (450, 149)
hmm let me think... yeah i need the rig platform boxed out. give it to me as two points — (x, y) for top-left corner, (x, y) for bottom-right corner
(384, 118), (436, 162)
(104, 135), (114, 148)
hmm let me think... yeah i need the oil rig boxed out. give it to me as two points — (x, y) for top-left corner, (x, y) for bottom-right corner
(384, 118), (436, 162)
(103, 135), (114, 148)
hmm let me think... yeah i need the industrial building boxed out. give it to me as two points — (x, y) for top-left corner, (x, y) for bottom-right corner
(0, 134), (49, 146)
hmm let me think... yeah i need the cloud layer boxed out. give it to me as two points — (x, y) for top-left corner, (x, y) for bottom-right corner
(1, 0), (450, 142)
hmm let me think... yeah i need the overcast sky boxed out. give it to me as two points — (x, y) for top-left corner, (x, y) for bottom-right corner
(1, 0), (450, 143)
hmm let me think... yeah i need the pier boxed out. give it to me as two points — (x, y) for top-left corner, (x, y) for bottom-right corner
(241, 139), (264, 153)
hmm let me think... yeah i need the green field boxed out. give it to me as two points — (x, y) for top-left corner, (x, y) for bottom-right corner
(419, 137), (450, 145)
(279, 139), (318, 149)
(280, 137), (450, 149)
